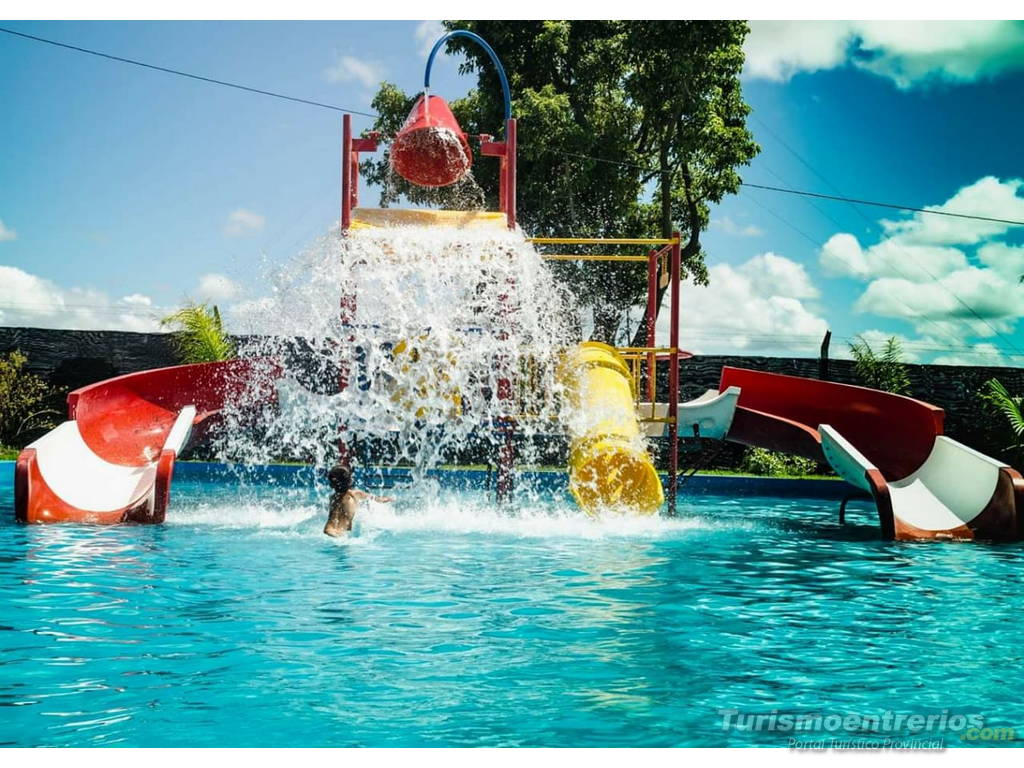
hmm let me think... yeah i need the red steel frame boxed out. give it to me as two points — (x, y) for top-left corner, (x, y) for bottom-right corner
(338, 114), (519, 492)
(642, 236), (682, 515)
(338, 111), (681, 512)
(668, 233), (681, 515)
(342, 114), (518, 232)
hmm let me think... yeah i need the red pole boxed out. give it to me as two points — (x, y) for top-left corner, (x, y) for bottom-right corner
(339, 114), (355, 463)
(495, 275), (516, 501)
(505, 118), (517, 230)
(341, 114), (352, 231)
(668, 232), (681, 516)
(498, 146), (507, 215)
(646, 247), (658, 404)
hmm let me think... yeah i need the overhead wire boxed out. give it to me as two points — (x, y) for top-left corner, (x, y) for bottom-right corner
(4, 24), (1024, 358)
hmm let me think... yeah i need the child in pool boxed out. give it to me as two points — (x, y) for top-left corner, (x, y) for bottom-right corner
(323, 464), (394, 537)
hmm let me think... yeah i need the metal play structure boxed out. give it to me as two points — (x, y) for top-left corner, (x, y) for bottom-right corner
(13, 30), (1024, 541)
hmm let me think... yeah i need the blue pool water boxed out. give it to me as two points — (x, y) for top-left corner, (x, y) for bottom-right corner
(2, 462), (1022, 747)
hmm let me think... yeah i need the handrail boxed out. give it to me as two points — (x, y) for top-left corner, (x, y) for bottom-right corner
(541, 254), (649, 262)
(527, 236), (679, 245)
(617, 347), (676, 355)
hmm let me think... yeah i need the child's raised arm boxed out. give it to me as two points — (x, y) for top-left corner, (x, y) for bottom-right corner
(352, 489), (395, 504)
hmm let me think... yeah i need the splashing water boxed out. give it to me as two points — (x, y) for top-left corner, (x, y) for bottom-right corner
(222, 222), (580, 496)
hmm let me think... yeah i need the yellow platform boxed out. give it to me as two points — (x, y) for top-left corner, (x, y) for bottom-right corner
(350, 208), (508, 231)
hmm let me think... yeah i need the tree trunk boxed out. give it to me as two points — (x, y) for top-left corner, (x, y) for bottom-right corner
(629, 143), (678, 348)
(659, 143), (672, 241)
(591, 302), (621, 345)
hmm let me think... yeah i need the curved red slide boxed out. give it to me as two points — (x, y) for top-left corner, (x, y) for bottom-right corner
(717, 367), (1024, 541)
(14, 359), (277, 525)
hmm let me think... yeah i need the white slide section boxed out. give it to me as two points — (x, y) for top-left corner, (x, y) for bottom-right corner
(639, 386), (741, 439)
(821, 424), (1004, 534)
(28, 405), (196, 514)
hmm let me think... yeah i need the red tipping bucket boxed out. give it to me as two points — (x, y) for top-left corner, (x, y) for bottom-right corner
(390, 95), (472, 188)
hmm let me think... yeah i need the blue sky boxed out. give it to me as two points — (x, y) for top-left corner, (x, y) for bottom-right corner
(1, 20), (1023, 365)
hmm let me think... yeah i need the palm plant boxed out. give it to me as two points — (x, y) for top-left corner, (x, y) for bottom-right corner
(848, 335), (911, 395)
(161, 302), (236, 364)
(980, 378), (1024, 463)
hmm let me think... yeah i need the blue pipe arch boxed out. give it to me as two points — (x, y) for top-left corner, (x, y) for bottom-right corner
(424, 29), (512, 122)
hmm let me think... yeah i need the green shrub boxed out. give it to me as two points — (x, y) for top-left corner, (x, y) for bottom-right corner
(739, 447), (819, 477)
(0, 350), (60, 450)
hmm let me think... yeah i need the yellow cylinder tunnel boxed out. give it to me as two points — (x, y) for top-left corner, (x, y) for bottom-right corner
(562, 342), (664, 515)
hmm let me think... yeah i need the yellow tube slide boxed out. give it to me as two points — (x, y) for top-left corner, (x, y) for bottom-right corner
(562, 342), (664, 515)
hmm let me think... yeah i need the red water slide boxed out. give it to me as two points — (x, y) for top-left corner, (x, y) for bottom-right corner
(716, 367), (1024, 540)
(14, 359), (276, 525)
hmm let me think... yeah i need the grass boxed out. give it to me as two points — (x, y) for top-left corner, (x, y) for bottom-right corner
(689, 468), (839, 481)
(1, 453), (837, 481)
(175, 458), (838, 481)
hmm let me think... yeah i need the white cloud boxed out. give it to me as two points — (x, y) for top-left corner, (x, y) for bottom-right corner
(823, 179), (1024, 289)
(323, 54), (384, 89)
(744, 21), (854, 81)
(0, 219), (16, 242)
(223, 208), (265, 237)
(739, 252), (818, 300)
(745, 21), (1024, 88)
(121, 293), (152, 307)
(819, 177), (1024, 363)
(656, 252), (828, 356)
(0, 265), (161, 332)
(820, 232), (968, 281)
(196, 273), (241, 303)
(711, 216), (763, 238)
(978, 242), (1024, 280)
(881, 177), (1024, 246)
(856, 268), (1021, 323)
(415, 21), (445, 57)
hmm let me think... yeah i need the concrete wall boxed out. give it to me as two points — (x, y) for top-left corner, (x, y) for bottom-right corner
(3, 327), (1021, 465)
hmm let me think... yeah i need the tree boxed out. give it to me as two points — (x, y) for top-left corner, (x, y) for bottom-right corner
(161, 302), (236, 364)
(848, 335), (911, 395)
(361, 21), (758, 343)
(980, 378), (1024, 466)
(0, 350), (60, 448)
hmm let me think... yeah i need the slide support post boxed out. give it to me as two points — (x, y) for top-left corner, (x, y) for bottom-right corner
(668, 233), (681, 516)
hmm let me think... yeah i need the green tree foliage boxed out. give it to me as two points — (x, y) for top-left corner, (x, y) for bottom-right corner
(848, 335), (911, 395)
(0, 350), (60, 449)
(980, 378), (1024, 464)
(361, 21), (759, 343)
(161, 302), (236, 364)
(739, 447), (819, 477)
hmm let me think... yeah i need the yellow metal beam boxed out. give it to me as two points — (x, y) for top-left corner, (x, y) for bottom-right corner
(527, 236), (679, 245)
(541, 254), (649, 262)
(617, 347), (676, 355)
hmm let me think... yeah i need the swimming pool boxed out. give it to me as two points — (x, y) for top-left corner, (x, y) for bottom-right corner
(1, 462), (1021, 747)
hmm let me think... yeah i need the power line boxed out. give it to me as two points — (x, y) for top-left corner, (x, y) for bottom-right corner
(552, 150), (1024, 228)
(741, 182), (1024, 228)
(0, 25), (377, 118)
(5, 24), (1024, 357)
(4, 25), (1023, 229)
(743, 121), (1024, 357)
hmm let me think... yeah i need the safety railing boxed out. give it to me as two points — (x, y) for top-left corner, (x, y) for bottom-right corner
(617, 347), (677, 425)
